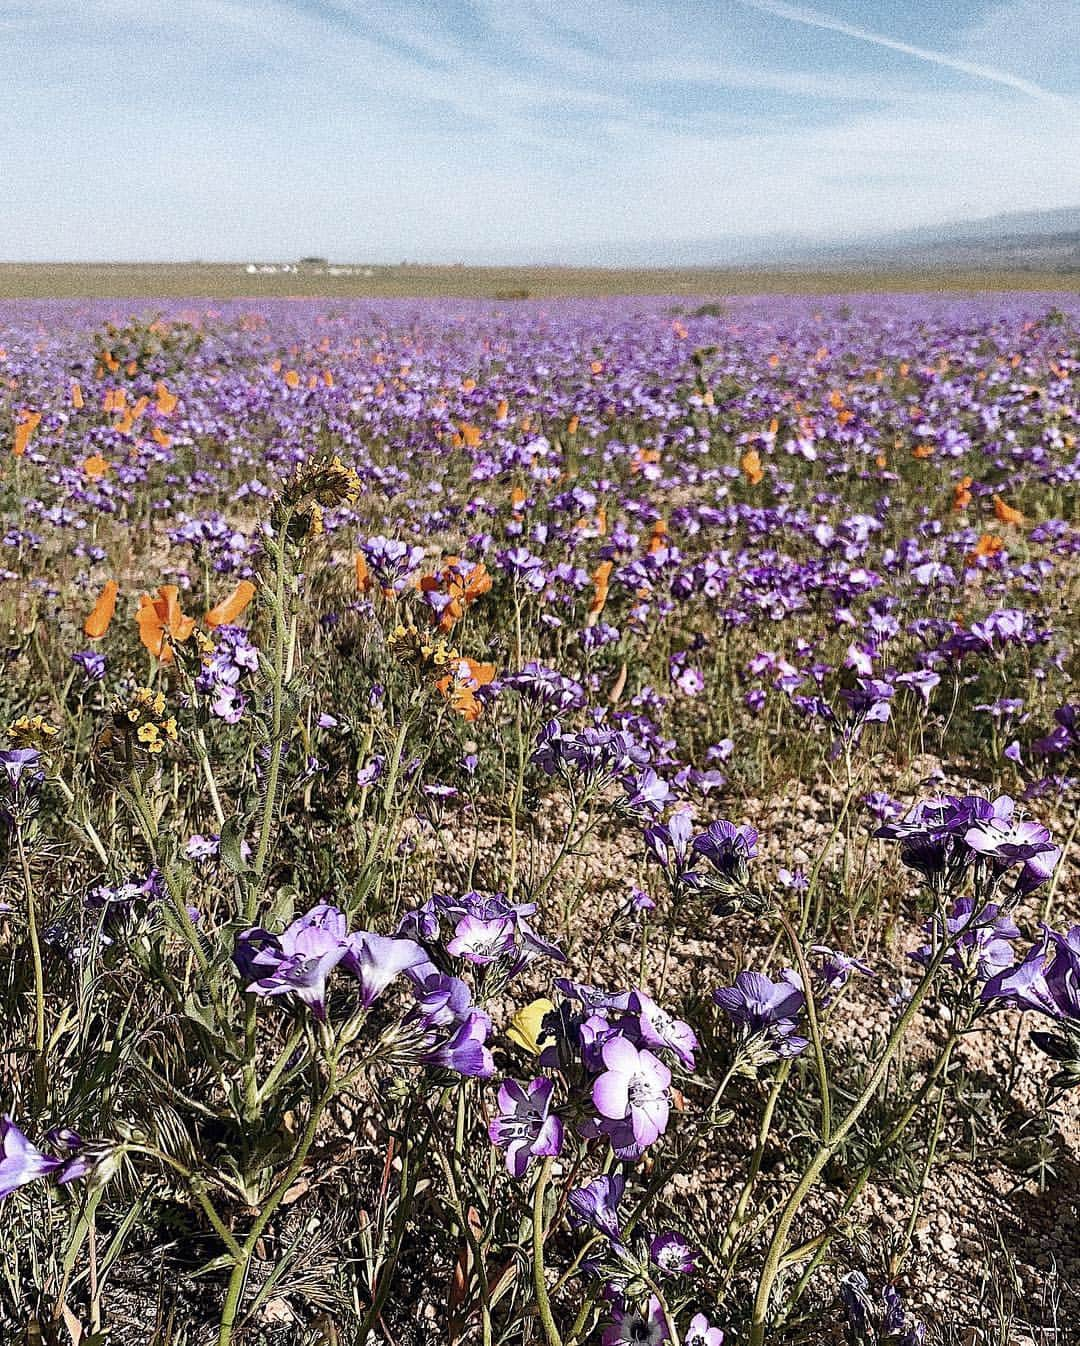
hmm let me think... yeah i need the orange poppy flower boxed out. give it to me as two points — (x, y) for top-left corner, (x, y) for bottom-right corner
(205, 580), (256, 628)
(70, 382), (84, 410)
(13, 409), (42, 457)
(993, 495), (1024, 526)
(84, 580), (119, 639)
(83, 453), (110, 479)
(567, 415), (579, 435)
(952, 476), (973, 511)
(587, 560), (614, 626)
(496, 398), (509, 421)
(283, 369), (300, 389)
(912, 443), (935, 460)
(740, 448), (764, 485)
(155, 381), (178, 415)
(969, 534), (1003, 563)
(136, 585), (196, 663)
(648, 519), (668, 554)
(436, 657), (496, 722)
(355, 552), (373, 594)
(420, 558), (492, 632)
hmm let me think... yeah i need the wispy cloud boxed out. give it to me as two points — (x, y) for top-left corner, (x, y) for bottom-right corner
(735, 0), (1068, 103)
(0, 1), (1076, 260)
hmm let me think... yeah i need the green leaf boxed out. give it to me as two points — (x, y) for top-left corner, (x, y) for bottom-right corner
(219, 814), (251, 876)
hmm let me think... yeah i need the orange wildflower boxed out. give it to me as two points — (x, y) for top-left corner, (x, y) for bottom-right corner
(496, 398), (509, 421)
(648, 519), (668, 554)
(952, 476), (973, 511)
(740, 448), (764, 485)
(993, 495), (1024, 526)
(155, 381), (178, 415)
(436, 657), (496, 722)
(205, 580), (256, 628)
(13, 409), (42, 457)
(912, 442), (935, 460)
(136, 585), (196, 663)
(71, 381), (84, 409)
(83, 453), (110, 479)
(968, 534), (1003, 563)
(587, 560), (614, 627)
(84, 580), (119, 639)
(283, 369), (300, 389)
(355, 552), (373, 594)
(419, 558), (492, 632)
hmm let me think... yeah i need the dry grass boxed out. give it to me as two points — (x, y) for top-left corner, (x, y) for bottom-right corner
(0, 261), (1078, 300)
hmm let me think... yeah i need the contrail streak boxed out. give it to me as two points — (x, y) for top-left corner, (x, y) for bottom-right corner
(735, 0), (1065, 103)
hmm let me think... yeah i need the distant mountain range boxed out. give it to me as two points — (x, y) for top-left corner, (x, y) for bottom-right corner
(521, 207), (1080, 271)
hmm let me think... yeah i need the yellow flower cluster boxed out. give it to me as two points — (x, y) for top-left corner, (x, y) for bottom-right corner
(387, 622), (461, 672)
(8, 714), (60, 749)
(121, 686), (179, 756)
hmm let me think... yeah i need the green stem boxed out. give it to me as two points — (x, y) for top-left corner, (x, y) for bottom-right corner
(779, 913), (831, 1142)
(532, 1156), (563, 1346)
(748, 937), (951, 1345)
(15, 827), (47, 1108)
(251, 529), (292, 908)
(720, 1059), (792, 1260)
(779, 1030), (960, 1319)
(218, 1063), (338, 1346)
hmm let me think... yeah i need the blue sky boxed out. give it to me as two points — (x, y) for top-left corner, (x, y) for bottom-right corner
(0, 0), (1077, 262)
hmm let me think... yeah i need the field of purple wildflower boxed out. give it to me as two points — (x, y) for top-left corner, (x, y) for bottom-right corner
(0, 293), (1078, 1346)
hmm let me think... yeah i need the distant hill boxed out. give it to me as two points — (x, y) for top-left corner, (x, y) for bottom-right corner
(534, 207), (1080, 272)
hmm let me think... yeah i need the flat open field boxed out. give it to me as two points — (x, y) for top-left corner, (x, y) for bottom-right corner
(0, 293), (1078, 1346)
(0, 261), (1078, 300)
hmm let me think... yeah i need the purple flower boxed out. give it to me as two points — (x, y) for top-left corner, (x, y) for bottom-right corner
(910, 899), (1020, 982)
(602, 1297), (669, 1346)
(643, 811), (698, 888)
(713, 971), (808, 1056)
(446, 914), (517, 965)
(628, 990), (698, 1068)
(693, 818), (758, 877)
(343, 931), (427, 1007)
(71, 650), (106, 681)
(963, 812), (1060, 895)
(650, 1230), (697, 1274)
(0, 748), (43, 795)
(685, 1315), (724, 1346)
(622, 768), (672, 816)
(421, 1010), (495, 1078)
(235, 904), (352, 1021)
(592, 1036), (671, 1152)
(356, 755), (385, 788)
(0, 1117), (62, 1200)
(568, 1173), (625, 1242)
(488, 1078), (563, 1178)
(984, 926), (1080, 1022)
